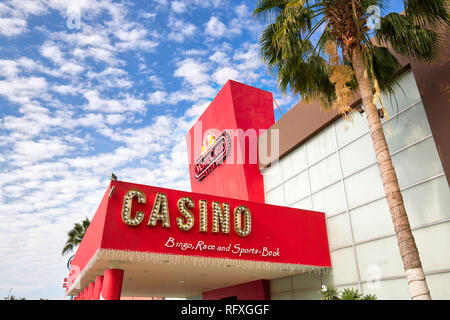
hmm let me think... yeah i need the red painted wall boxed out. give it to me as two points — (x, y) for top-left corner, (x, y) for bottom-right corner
(202, 280), (271, 300)
(187, 80), (274, 203)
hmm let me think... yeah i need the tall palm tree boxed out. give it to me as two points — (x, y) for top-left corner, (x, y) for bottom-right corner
(62, 217), (90, 256)
(254, 0), (448, 300)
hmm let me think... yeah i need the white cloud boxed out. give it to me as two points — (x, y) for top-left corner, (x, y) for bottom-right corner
(148, 90), (168, 105)
(140, 11), (156, 20)
(209, 50), (230, 65)
(0, 17), (27, 36)
(82, 90), (147, 114)
(174, 58), (210, 86)
(184, 100), (210, 119)
(112, 22), (159, 51)
(40, 42), (65, 65)
(0, 76), (48, 104)
(105, 114), (125, 126)
(167, 17), (197, 42)
(233, 43), (263, 71)
(58, 62), (85, 75)
(171, 1), (187, 14)
(147, 74), (164, 90)
(76, 113), (105, 128)
(205, 16), (227, 38)
(235, 4), (249, 18)
(11, 138), (72, 165)
(86, 67), (132, 88)
(7, 0), (48, 16)
(0, 58), (20, 76)
(212, 66), (239, 85)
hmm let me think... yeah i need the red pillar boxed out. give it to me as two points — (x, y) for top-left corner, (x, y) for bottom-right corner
(80, 287), (86, 300)
(102, 269), (124, 300)
(87, 282), (95, 300)
(93, 275), (104, 300)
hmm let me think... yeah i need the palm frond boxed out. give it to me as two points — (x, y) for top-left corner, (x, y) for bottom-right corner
(254, 0), (290, 22)
(61, 217), (91, 255)
(367, 45), (403, 94)
(61, 243), (74, 256)
(404, 0), (449, 28)
(376, 13), (442, 62)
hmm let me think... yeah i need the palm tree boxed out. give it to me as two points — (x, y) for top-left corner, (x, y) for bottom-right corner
(253, 0), (448, 300)
(62, 217), (90, 256)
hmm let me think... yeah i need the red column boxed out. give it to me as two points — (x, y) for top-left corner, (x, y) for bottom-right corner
(87, 282), (95, 300)
(80, 287), (86, 300)
(102, 269), (124, 300)
(93, 275), (104, 300)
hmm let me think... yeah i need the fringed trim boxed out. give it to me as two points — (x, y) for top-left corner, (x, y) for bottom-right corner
(66, 248), (330, 295)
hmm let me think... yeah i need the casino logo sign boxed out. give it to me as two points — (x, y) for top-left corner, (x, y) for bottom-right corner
(194, 130), (232, 182)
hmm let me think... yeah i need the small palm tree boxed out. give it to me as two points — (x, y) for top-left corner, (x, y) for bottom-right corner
(321, 285), (377, 300)
(62, 217), (90, 256)
(254, 0), (448, 300)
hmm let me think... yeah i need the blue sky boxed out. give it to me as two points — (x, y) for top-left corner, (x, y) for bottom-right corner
(0, 0), (405, 300)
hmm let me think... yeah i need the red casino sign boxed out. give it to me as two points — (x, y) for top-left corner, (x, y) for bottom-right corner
(193, 130), (232, 182)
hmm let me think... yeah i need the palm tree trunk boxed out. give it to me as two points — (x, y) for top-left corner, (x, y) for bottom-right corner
(351, 46), (431, 300)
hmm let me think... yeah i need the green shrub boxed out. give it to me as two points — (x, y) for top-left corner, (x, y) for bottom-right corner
(320, 285), (377, 300)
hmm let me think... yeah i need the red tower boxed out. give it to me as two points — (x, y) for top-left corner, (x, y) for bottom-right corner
(186, 80), (274, 203)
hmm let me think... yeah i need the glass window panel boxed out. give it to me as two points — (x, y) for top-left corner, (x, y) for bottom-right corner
(323, 247), (359, 286)
(271, 292), (294, 300)
(294, 289), (322, 300)
(311, 181), (347, 216)
(383, 102), (431, 153)
(334, 112), (369, 148)
(265, 184), (284, 206)
(355, 236), (404, 282)
(412, 222), (450, 273)
(361, 278), (410, 300)
(306, 125), (336, 165)
(291, 197), (312, 211)
(402, 175), (450, 229)
(350, 198), (395, 243)
(339, 133), (377, 177)
(391, 137), (444, 189)
(309, 153), (340, 193)
(424, 272), (450, 300)
(281, 145), (306, 180)
(270, 277), (292, 294)
(283, 171), (309, 205)
(327, 214), (353, 250)
(292, 273), (322, 290)
(379, 71), (421, 114)
(344, 164), (385, 209)
(262, 161), (283, 192)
